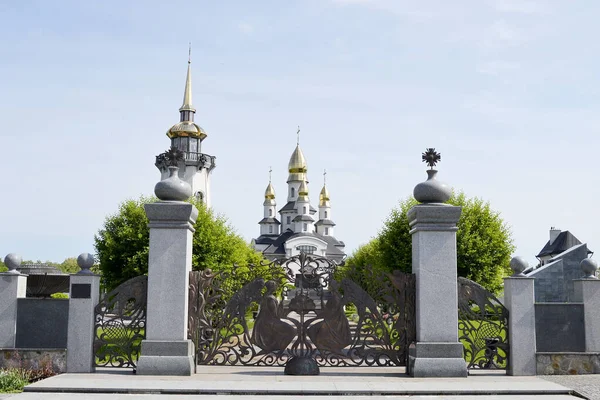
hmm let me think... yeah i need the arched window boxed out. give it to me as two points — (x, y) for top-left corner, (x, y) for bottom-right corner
(287, 216), (291, 224)
(303, 206), (307, 214)
(269, 225), (273, 233)
(269, 209), (273, 217)
(324, 211), (328, 218)
(325, 227), (329, 235)
(291, 187), (295, 197)
(296, 245), (317, 254)
(303, 223), (308, 232)
(195, 191), (204, 203)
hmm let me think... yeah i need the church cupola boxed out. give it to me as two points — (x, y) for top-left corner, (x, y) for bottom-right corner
(259, 169), (280, 236)
(166, 47), (207, 153)
(316, 170), (335, 236)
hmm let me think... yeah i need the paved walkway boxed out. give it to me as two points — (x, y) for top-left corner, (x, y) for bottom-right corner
(0, 366), (590, 399)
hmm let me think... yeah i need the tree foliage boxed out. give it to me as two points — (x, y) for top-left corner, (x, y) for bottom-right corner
(342, 192), (514, 294)
(94, 197), (267, 298)
(0, 260), (6, 272)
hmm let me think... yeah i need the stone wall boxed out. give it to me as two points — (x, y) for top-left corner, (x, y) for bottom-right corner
(537, 352), (600, 375)
(0, 348), (66, 373)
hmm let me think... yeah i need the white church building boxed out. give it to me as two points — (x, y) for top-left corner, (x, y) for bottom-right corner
(251, 144), (346, 263)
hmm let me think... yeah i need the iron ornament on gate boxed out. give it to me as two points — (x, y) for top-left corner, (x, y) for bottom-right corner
(188, 253), (415, 373)
(94, 275), (147, 370)
(457, 277), (509, 369)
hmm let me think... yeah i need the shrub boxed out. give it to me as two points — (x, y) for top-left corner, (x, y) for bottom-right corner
(0, 369), (30, 393)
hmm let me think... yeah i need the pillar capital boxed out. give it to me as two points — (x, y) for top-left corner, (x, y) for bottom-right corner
(408, 204), (461, 234)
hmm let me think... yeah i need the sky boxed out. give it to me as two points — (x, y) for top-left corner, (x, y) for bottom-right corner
(1, 0), (600, 269)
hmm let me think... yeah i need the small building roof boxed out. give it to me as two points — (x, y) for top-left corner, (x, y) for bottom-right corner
(536, 231), (592, 258)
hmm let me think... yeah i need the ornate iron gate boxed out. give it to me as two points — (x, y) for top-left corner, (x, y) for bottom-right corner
(94, 275), (147, 369)
(187, 253), (415, 368)
(457, 277), (508, 369)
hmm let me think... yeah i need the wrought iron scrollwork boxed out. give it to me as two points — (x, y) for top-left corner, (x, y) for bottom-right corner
(457, 277), (509, 369)
(94, 275), (147, 370)
(187, 253), (416, 367)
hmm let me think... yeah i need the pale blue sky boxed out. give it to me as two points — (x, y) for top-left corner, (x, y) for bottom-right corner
(1, 0), (599, 268)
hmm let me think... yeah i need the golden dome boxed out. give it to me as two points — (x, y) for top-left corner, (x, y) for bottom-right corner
(166, 121), (207, 140)
(319, 185), (330, 207)
(265, 182), (275, 199)
(288, 145), (307, 182)
(288, 145), (307, 172)
(298, 181), (309, 195)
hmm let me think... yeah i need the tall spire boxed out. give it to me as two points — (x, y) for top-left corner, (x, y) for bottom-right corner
(179, 43), (196, 116)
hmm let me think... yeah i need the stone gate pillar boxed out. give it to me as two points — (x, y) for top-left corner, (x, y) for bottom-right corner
(137, 163), (199, 376)
(407, 149), (467, 377)
(573, 259), (600, 352)
(0, 254), (27, 348)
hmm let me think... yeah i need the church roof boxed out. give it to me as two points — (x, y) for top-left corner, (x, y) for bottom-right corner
(279, 201), (317, 214)
(292, 215), (314, 222)
(253, 234), (280, 245)
(315, 219), (336, 226)
(258, 217), (281, 225)
(262, 230), (345, 257)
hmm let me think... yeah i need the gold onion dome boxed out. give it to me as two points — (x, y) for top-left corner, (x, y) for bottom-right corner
(166, 121), (207, 140)
(288, 145), (307, 181)
(297, 180), (309, 203)
(166, 55), (207, 141)
(319, 185), (330, 206)
(264, 182), (276, 199)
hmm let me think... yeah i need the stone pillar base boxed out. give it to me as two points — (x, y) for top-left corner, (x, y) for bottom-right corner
(408, 342), (467, 377)
(136, 340), (195, 376)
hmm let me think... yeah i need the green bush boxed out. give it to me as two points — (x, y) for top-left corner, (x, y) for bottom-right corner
(50, 293), (69, 299)
(0, 369), (30, 393)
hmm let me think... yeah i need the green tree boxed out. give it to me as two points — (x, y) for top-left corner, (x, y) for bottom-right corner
(57, 258), (81, 274)
(94, 197), (267, 297)
(0, 259), (6, 272)
(344, 192), (514, 294)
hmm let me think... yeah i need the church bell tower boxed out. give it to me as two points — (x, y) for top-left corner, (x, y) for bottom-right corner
(155, 47), (216, 207)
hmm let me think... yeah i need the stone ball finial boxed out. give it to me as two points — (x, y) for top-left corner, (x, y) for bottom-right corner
(3, 253), (22, 274)
(77, 253), (95, 275)
(580, 258), (598, 279)
(510, 256), (529, 277)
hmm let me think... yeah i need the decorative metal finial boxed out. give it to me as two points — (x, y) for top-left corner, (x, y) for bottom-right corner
(323, 169), (327, 185)
(269, 166), (272, 183)
(297, 125), (300, 145)
(163, 146), (185, 167)
(422, 148), (441, 170)
(188, 42), (192, 64)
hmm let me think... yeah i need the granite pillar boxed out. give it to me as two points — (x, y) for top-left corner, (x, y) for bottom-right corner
(136, 201), (198, 376)
(0, 254), (27, 348)
(573, 258), (600, 352)
(504, 272), (536, 376)
(66, 253), (100, 373)
(407, 204), (467, 377)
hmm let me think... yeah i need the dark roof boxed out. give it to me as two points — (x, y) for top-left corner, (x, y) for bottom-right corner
(258, 217), (281, 225)
(315, 219), (336, 227)
(253, 235), (280, 245)
(536, 231), (592, 258)
(292, 215), (314, 222)
(278, 201), (318, 214)
(279, 201), (296, 212)
(263, 230), (296, 255)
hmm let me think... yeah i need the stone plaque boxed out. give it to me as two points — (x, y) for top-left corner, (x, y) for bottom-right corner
(71, 283), (91, 299)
